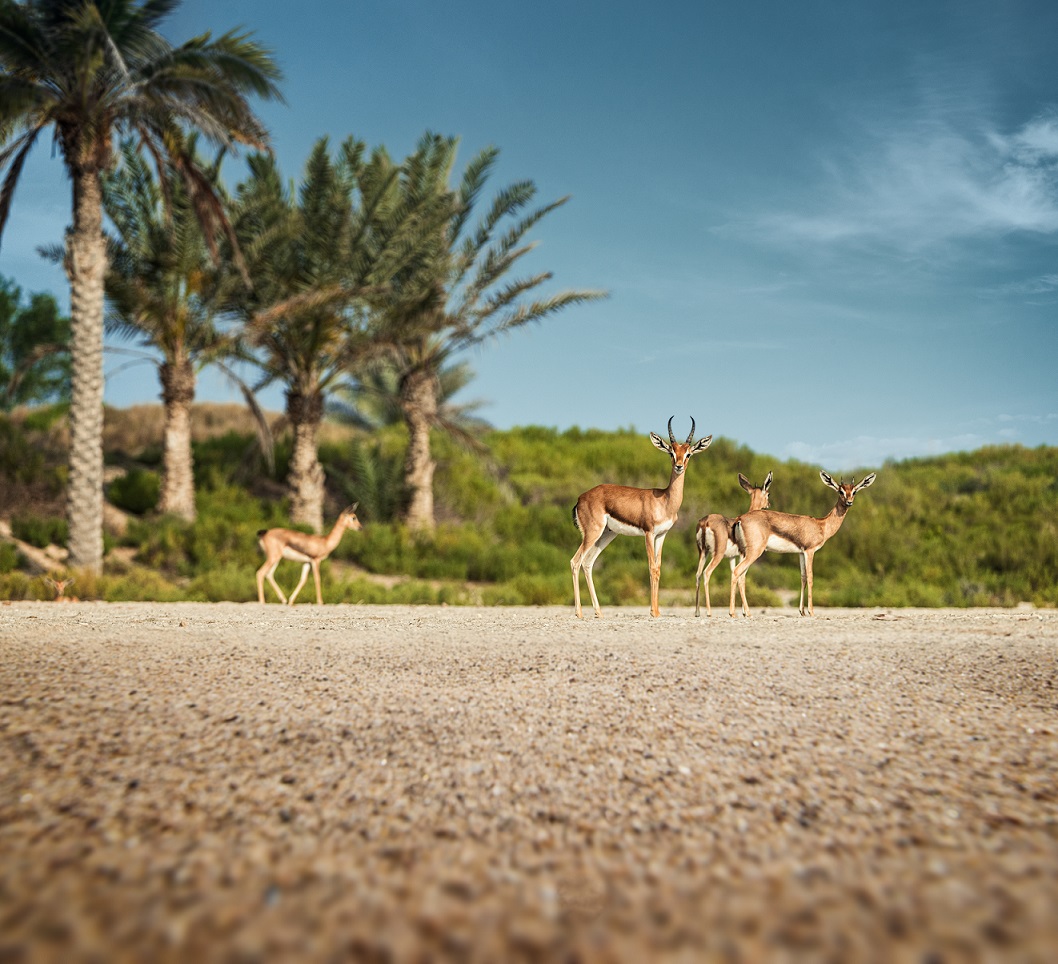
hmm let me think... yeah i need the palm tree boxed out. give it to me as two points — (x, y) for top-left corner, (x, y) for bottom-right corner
(0, 0), (281, 571)
(331, 353), (490, 440)
(373, 133), (607, 531)
(228, 136), (449, 532)
(101, 139), (229, 522)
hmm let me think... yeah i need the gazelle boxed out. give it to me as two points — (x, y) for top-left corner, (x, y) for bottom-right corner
(694, 471), (773, 617)
(256, 504), (362, 605)
(44, 576), (79, 602)
(730, 472), (877, 617)
(571, 417), (712, 618)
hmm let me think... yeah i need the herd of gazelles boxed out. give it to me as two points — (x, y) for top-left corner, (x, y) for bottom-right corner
(244, 416), (877, 616)
(44, 416), (875, 612)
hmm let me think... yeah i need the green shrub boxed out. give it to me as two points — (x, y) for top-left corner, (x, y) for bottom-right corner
(108, 468), (160, 514)
(11, 513), (67, 548)
(0, 542), (20, 573)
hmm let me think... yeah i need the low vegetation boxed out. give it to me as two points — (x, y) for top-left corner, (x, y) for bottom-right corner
(2, 404), (1056, 607)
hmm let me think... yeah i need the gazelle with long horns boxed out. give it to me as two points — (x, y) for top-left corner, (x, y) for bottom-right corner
(730, 472), (876, 617)
(571, 417), (712, 618)
(694, 471), (773, 617)
(256, 504), (363, 605)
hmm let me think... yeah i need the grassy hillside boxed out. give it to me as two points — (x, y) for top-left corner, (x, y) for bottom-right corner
(2, 405), (1056, 607)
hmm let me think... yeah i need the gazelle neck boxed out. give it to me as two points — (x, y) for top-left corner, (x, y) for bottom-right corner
(822, 498), (850, 539)
(324, 518), (348, 552)
(662, 463), (688, 508)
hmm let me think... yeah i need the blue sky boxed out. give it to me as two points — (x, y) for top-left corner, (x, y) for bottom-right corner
(3, 0), (1057, 470)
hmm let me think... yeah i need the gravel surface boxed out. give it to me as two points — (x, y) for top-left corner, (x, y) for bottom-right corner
(2, 603), (1057, 962)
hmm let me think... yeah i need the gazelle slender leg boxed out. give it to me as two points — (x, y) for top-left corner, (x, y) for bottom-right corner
(654, 533), (668, 617)
(260, 561), (288, 604)
(311, 560), (324, 605)
(287, 562), (311, 606)
(645, 532), (667, 617)
(694, 540), (708, 617)
(731, 546), (765, 617)
(572, 525), (613, 618)
(583, 529), (616, 618)
(798, 553), (807, 615)
(734, 556), (750, 617)
(702, 549), (727, 617)
(572, 522), (605, 618)
(802, 549), (816, 616)
(695, 543), (724, 617)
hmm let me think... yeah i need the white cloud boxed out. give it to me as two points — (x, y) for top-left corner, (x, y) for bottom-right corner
(784, 433), (988, 470)
(754, 109), (1058, 249)
(784, 413), (1058, 468)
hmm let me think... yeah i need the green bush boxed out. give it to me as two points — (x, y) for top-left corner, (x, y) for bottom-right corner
(108, 468), (160, 514)
(11, 512), (67, 548)
(0, 542), (21, 573)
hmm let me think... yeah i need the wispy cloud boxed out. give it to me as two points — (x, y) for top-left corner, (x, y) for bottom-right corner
(783, 434), (988, 470)
(752, 108), (1058, 249)
(785, 413), (1058, 469)
(985, 273), (1058, 298)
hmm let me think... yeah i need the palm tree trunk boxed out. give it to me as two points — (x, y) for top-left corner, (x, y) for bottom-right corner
(400, 368), (438, 532)
(64, 169), (107, 572)
(158, 358), (197, 522)
(287, 388), (325, 533)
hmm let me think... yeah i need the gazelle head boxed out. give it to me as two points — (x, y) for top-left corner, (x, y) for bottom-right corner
(339, 503), (363, 531)
(820, 471), (877, 507)
(739, 470), (773, 509)
(650, 416), (712, 476)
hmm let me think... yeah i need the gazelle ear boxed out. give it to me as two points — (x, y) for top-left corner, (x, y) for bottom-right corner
(820, 471), (840, 491)
(763, 471), (773, 492)
(853, 473), (876, 491)
(649, 432), (671, 453)
(346, 503), (359, 513)
(691, 434), (712, 455)
(738, 473), (752, 492)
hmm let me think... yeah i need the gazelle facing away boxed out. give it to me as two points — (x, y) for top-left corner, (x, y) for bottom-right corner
(730, 472), (877, 617)
(256, 504), (362, 605)
(571, 417), (712, 618)
(694, 471), (773, 617)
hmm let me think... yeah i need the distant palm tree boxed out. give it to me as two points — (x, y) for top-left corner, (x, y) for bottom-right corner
(332, 353), (490, 440)
(371, 133), (607, 531)
(0, 0), (281, 571)
(102, 140), (230, 522)
(227, 137), (446, 532)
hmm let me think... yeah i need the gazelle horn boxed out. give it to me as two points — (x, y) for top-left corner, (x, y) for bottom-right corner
(667, 416), (676, 445)
(685, 416), (696, 444)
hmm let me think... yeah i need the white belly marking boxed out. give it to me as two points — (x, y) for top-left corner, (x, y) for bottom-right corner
(605, 515), (645, 537)
(765, 534), (802, 554)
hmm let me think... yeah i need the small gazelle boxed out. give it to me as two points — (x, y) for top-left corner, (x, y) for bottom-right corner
(730, 472), (877, 617)
(256, 504), (362, 605)
(44, 576), (79, 602)
(571, 417), (712, 618)
(694, 471), (773, 617)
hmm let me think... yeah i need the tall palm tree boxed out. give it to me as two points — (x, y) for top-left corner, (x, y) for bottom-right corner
(0, 0), (281, 571)
(102, 139), (228, 522)
(228, 136), (448, 532)
(331, 353), (490, 441)
(373, 133), (607, 531)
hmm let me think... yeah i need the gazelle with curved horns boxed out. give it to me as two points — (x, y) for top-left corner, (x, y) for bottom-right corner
(571, 417), (712, 618)
(694, 471), (773, 617)
(256, 504), (363, 605)
(730, 472), (877, 617)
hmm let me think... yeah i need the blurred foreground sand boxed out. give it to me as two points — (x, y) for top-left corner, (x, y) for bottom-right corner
(2, 604), (1056, 961)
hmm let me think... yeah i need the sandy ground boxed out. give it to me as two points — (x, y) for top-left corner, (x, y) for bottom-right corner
(1, 603), (1056, 963)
